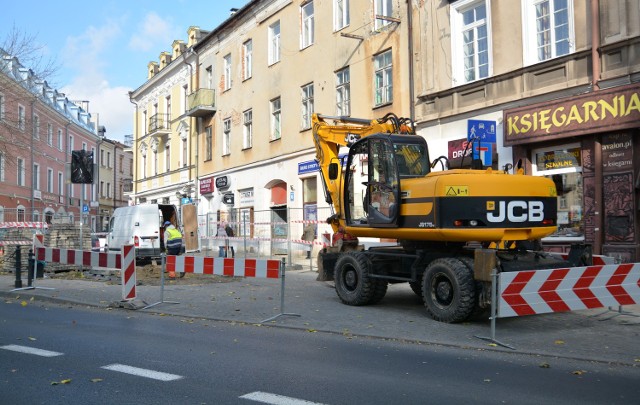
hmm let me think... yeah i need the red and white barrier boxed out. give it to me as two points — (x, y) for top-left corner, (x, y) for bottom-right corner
(166, 255), (281, 278)
(0, 222), (48, 229)
(498, 263), (640, 318)
(34, 237), (136, 301)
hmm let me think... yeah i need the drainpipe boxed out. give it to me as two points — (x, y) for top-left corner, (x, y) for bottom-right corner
(591, 0), (600, 91)
(407, 0), (416, 124)
(30, 98), (36, 219)
(128, 96), (139, 204)
(182, 48), (199, 205)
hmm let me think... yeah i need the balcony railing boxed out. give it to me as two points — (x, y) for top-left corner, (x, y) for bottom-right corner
(186, 88), (216, 117)
(148, 113), (170, 134)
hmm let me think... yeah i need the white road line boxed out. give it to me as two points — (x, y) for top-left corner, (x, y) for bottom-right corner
(240, 391), (327, 405)
(1, 344), (63, 357)
(101, 364), (183, 381)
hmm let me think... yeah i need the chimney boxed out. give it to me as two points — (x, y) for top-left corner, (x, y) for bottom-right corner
(230, 8), (239, 16)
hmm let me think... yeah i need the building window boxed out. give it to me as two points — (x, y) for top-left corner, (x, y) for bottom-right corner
(0, 152), (5, 182)
(18, 104), (25, 131)
(451, 0), (490, 84)
(33, 115), (40, 139)
(82, 142), (87, 151)
(141, 154), (147, 178)
(107, 151), (111, 168)
(243, 109), (253, 149)
(166, 95), (172, 120)
(336, 67), (350, 116)
(17, 207), (25, 222)
(374, 50), (392, 106)
(222, 118), (231, 156)
(223, 54), (232, 91)
(523, 0), (574, 65)
(47, 168), (53, 193)
(153, 150), (158, 176)
(165, 143), (170, 172)
(100, 150), (105, 166)
(0, 92), (4, 121)
(47, 123), (53, 145)
(57, 129), (63, 150)
(58, 172), (63, 196)
(33, 163), (40, 190)
(374, 0), (393, 30)
(107, 182), (111, 198)
(68, 135), (74, 154)
(268, 21), (281, 65)
(532, 143), (583, 241)
(183, 84), (188, 113)
(206, 66), (213, 89)
(271, 97), (282, 141)
(100, 181), (104, 197)
(182, 138), (188, 167)
(17, 158), (25, 186)
(301, 1), (315, 49)
(301, 83), (314, 130)
(243, 39), (252, 80)
(205, 126), (212, 160)
(334, 0), (350, 31)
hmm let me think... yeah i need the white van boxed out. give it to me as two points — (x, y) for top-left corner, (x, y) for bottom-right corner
(107, 204), (180, 260)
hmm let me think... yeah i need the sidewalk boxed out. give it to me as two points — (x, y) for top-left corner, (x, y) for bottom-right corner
(1, 269), (639, 367)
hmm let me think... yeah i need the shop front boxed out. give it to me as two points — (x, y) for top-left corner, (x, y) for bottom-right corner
(504, 83), (640, 262)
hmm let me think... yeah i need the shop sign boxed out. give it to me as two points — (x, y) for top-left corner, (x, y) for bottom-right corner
(535, 148), (581, 172)
(216, 176), (229, 190)
(602, 133), (633, 172)
(222, 193), (235, 205)
(504, 84), (640, 145)
(448, 138), (473, 159)
(239, 188), (254, 206)
(200, 177), (214, 194)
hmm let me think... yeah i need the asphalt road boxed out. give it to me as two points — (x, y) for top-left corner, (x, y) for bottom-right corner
(2, 300), (639, 405)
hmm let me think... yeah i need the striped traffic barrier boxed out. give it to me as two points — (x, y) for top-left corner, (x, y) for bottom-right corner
(145, 254), (300, 323)
(32, 239), (137, 301)
(498, 263), (640, 318)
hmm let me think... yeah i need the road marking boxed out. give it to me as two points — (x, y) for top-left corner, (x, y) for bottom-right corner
(240, 391), (327, 405)
(101, 364), (183, 381)
(0, 344), (63, 357)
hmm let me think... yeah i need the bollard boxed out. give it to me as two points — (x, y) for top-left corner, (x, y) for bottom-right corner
(27, 249), (35, 287)
(14, 246), (22, 288)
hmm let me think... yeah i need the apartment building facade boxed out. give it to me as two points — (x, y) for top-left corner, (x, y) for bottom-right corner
(0, 48), (100, 226)
(413, 0), (640, 262)
(130, 0), (413, 242)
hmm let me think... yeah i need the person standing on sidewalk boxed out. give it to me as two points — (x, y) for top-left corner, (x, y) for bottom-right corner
(301, 222), (315, 259)
(163, 221), (183, 280)
(217, 222), (227, 257)
(225, 222), (235, 258)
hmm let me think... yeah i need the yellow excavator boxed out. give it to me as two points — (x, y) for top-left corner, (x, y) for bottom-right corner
(312, 113), (583, 322)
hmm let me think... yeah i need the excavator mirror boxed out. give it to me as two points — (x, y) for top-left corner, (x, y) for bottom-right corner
(328, 162), (339, 180)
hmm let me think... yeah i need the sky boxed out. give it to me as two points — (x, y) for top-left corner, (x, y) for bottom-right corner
(0, 0), (251, 142)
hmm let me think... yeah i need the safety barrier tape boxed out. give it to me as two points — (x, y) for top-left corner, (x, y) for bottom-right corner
(0, 240), (33, 246)
(498, 263), (640, 318)
(166, 255), (281, 279)
(0, 222), (48, 229)
(207, 219), (325, 226)
(203, 235), (328, 247)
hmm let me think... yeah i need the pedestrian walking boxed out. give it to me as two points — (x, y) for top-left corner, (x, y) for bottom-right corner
(163, 221), (183, 280)
(217, 222), (227, 257)
(301, 222), (315, 259)
(225, 222), (235, 258)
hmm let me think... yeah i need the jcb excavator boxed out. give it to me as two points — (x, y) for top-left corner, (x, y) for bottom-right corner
(312, 113), (585, 322)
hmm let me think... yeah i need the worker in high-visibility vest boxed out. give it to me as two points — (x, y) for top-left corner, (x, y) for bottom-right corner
(163, 221), (183, 280)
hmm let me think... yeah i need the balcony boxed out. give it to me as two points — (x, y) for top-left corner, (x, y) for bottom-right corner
(186, 88), (217, 118)
(148, 113), (170, 135)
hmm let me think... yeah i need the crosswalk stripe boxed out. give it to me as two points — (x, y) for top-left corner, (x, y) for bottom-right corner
(240, 391), (327, 405)
(101, 364), (183, 381)
(1, 344), (63, 357)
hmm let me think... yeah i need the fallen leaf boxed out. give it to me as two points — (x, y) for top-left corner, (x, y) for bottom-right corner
(30, 297), (35, 301)
(90, 378), (103, 383)
(60, 379), (72, 384)
(28, 337), (36, 341)
(572, 370), (586, 375)
(307, 329), (317, 333)
(539, 363), (550, 368)
(487, 343), (497, 347)
(21, 301), (28, 307)
(484, 379), (491, 383)
(554, 340), (565, 345)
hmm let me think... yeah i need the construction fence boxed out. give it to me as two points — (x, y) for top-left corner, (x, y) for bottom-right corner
(198, 206), (336, 266)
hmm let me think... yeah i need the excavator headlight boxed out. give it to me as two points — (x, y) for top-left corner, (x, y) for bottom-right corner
(453, 220), (464, 227)
(469, 220), (479, 227)
(542, 219), (555, 226)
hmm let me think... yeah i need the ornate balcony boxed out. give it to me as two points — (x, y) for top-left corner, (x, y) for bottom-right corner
(186, 88), (216, 118)
(148, 113), (170, 135)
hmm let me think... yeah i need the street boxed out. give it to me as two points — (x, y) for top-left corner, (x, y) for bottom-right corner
(1, 301), (639, 404)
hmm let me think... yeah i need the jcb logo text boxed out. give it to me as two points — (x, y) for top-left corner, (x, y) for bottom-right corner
(486, 201), (544, 223)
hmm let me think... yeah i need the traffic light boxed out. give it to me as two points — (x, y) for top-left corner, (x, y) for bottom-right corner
(71, 150), (94, 184)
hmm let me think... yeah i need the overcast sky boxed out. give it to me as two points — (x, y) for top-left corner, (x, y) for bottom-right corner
(0, 0), (250, 142)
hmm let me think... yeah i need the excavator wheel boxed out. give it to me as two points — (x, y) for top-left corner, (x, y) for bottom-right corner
(409, 276), (423, 298)
(422, 258), (476, 323)
(334, 252), (387, 306)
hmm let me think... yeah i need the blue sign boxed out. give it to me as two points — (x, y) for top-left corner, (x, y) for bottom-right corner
(181, 197), (192, 204)
(298, 154), (348, 175)
(467, 119), (497, 143)
(82, 204), (89, 213)
(473, 143), (493, 166)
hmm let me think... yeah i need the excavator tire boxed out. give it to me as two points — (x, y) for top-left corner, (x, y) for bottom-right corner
(422, 257), (476, 323)
(334, 252), (387, 306)
(409, 277), (423, 298)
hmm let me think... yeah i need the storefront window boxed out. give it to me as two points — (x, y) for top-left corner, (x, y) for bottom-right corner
(532, 144), (584, 241)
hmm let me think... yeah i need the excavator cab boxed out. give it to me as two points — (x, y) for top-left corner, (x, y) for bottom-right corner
(341, 134), (430, 228)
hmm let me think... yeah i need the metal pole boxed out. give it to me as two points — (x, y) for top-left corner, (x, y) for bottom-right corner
(243, 214), (247, 259)
(260, 258), (301, 323)
(142, 252), (179, 310)
(287, 206), (292, 266)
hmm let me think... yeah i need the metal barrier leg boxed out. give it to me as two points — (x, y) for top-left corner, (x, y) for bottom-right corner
(142, 253), (180, 310)
(593, 305), (640, 321)
(474, 269), (515, 350)
(261, 259), (301, 323)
